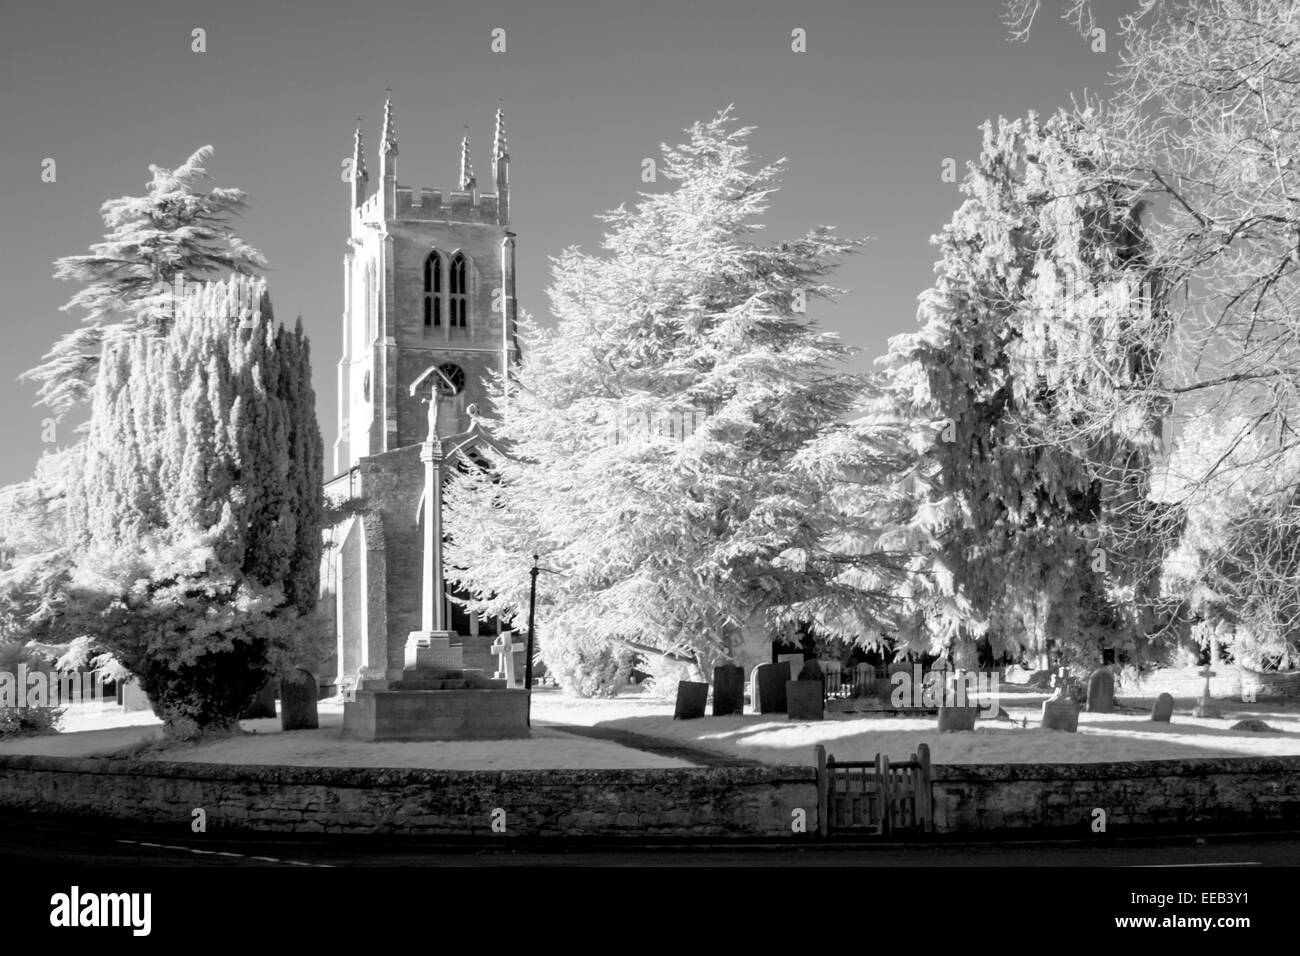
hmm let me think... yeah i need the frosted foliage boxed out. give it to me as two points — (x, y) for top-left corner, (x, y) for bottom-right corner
(24, 146), (266, 419)
(444, 109), (915, 675)
(881, 110), (1163, 660)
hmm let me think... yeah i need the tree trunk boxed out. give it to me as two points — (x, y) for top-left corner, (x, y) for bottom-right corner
(730, 612), (772, 679)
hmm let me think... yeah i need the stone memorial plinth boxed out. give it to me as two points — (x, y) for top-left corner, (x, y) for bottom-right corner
(343, 667), (528, 741)
(1150, 692), (1174, 723)
(752, 663), (788, 714)
(712, 665), (744, 716)
(342, 399), (531, 742)
(786, 680), (824, 720)
(674, 681), (708, 720)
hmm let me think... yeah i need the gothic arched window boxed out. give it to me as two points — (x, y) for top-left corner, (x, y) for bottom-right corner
(449, 252), (468, 328)
(423, 252), (442, 327)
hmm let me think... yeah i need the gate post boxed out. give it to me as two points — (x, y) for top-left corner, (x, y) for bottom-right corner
(917, 742), (933, 832)
(814, 744), (828, 837)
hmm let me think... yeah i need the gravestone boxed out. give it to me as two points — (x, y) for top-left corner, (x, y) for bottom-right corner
(752, 663), (788, 714)
(673, 680), (709, 720)
(798, 659), (824, 684)
(1150, 692), (1174, 723)
(1193, 667), (1222, 719)
(1040, 669), (1079, 732)
(852, 662), (875, 698)
(776, 653), (805, 681)
(937, 706), (979, 732)
(712, 665), (744, 716)
(491, 633), (526, 685)
(785, 680), (824, 720)
(119, 678), (151, 713)
(1086, 666), (1115, 713)
(242, 677), (278, 719)
(280, 670), (319, 731)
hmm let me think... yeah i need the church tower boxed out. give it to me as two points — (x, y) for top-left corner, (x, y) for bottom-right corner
(333, 95), (519, 475)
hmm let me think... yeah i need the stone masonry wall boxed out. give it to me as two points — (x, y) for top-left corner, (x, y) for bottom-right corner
(0, 756), (816, 838)
(929, 756), (1300, 832)
(4, 754), (1297, 837)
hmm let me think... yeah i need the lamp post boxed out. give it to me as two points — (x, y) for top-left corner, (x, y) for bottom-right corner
(525, 554), (539, 727)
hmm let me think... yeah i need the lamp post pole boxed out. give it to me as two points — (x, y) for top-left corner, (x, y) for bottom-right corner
(525, 553), (539, 727)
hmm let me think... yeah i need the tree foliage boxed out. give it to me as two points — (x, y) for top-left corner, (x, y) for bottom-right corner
(444, 109), (913, 681)
(24, 146), (265, 420)
(60, 275), (323, 736)
(883, 110), (1166, 663)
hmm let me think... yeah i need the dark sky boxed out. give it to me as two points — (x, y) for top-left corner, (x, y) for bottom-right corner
(0, 0), (1129, 486)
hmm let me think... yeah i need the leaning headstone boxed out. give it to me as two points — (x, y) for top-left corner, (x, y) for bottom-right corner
(937, 706), (979, 732)
(712, 665), (744, 716)
(798, 659), (824, 684)
(242, 677), (278, 719)
(776, 653), (805, 681)
(786, 680), (824, 720)
(1149, 692), (1174, 723)
(280, 670), (319, 730)
(753, 663), (788, 714)
(1040, 670), (1079, 732)
(674, 680), (709, 720)
(1086, 666), (1115, 713)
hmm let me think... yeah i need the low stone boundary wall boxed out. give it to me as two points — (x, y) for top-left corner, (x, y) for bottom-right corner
(930, 756), (1300, 832)
(2, 752), (1297, 838)
(0, 755), (815, 838)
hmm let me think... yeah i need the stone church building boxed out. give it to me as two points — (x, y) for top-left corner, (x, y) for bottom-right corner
(319, 96), (520, 695)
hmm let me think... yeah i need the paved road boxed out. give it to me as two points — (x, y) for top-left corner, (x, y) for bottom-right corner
(2, 814), (1298, 866)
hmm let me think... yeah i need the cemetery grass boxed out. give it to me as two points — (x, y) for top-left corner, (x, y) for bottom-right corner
(4, 686), (1300, 769)
(551, 686), (1300, 766)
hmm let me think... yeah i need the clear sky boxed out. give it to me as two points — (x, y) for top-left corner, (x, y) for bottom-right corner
(0, 0), (1130, 486)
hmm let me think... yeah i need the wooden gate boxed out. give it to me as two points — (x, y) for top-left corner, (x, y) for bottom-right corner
(814, 743), (933, 837)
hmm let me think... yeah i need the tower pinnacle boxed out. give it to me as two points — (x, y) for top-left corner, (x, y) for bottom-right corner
(381, 89), (397, 156)
(460, 127), (476, 191)
(351, 119), (369, 207)
(494, 101), (508, 163)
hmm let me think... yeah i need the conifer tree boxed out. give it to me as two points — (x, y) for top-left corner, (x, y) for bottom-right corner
(883, 110), (1165, 666)
(63, 275), (323, 736)
(24, 146), (265, 420)
(445, 109), (912, 681)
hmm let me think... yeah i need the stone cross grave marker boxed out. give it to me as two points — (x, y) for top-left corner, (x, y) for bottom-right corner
(1193, 666), (1221, 718)
(492, 633), (526, 685)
